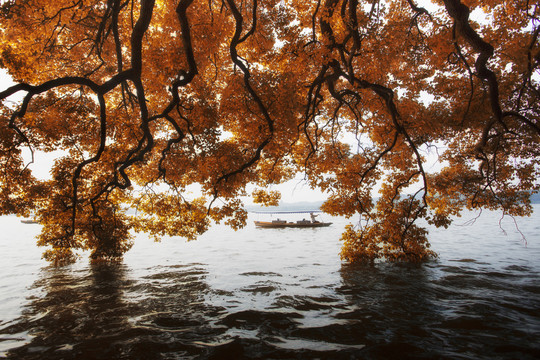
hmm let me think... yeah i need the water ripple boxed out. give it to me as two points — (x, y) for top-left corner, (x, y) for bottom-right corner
(1, 210), (540, 359)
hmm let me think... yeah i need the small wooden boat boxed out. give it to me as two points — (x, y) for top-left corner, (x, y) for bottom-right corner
(20, 219), (39, 224)
(254, 219), (332, 228)
(253, 211), (332, 228)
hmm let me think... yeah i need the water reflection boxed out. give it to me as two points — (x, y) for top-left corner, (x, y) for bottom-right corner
(5, 264), (135, 358)
(337, 262), (444, 359)
(2, 259), (540, 359)
(4, 263), (235, 359)
(337, 261), (540, 359)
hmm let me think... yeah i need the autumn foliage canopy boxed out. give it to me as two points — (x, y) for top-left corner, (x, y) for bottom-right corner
(0, 0), (538, 264)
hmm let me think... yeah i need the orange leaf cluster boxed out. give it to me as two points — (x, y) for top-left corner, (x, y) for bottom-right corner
(0, 0), (538, 264)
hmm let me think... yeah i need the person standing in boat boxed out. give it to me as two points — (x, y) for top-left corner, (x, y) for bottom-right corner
(310, 212), (319, 223)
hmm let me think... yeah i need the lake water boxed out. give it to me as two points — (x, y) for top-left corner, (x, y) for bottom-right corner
(0, 207), (539, 359)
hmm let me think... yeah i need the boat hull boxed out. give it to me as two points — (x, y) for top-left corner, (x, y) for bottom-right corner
(254, 221), (332, 228)
(20, 219), (39, 224)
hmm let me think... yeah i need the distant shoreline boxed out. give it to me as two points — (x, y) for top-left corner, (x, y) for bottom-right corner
(247, 192), (540, 212)
(246, 201), (324, 213)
